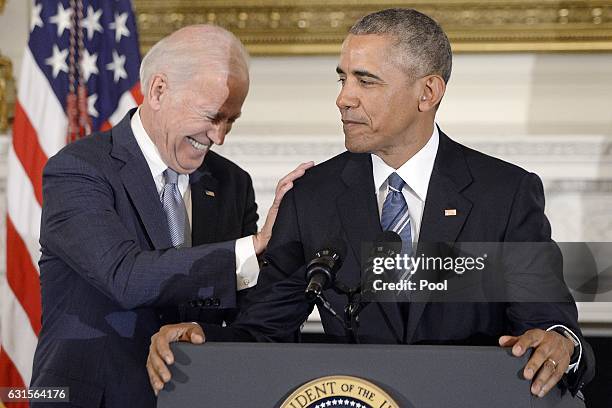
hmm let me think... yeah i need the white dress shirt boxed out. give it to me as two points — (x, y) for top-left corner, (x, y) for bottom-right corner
(372, 126), (439, 243)
(131, 108), (259, 291)
(371, 124), (581, 373)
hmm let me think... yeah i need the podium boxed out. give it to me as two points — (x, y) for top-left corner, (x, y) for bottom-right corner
(157, 342), (585, 408)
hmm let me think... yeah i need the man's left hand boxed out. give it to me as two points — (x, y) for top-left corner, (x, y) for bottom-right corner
(499, 329), (574, 398)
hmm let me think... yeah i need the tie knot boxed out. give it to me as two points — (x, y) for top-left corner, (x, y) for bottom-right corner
(387, 172), (405, 192)
(164, 168), (179, 185)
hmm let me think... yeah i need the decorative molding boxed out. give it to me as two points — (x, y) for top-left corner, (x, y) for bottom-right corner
(132, 0), (612, 55)
(546, 180), (612, 193)
(472, 142), (612, 159)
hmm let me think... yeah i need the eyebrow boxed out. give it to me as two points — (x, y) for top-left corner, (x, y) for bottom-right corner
(204, 111), (242, 121)
(336, 66), (383, 81)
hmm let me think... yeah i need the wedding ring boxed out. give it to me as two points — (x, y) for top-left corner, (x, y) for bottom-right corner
(547, 358), (558, 370)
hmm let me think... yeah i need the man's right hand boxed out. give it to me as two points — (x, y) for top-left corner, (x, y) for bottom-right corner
(147, 322), (205, 395)
(253, 161), (314, 254)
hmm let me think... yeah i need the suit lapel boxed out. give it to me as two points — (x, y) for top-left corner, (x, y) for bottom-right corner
(110, 110), (172, 249)
(190, 166), (220, 246)
(337, 154), (381, 271)
(406, 130), (474, 343)
(336, 154), (404, 343)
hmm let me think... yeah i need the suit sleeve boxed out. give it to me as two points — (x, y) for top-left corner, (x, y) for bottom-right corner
(232, 172), (259, 292)
(40, 152), (238, 310)
(242, 172), (259, 236)
(502, 172), (595, 393)
(203, 187), (314, 342)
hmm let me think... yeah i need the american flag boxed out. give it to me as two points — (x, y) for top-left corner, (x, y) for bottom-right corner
(0, 0), (142, 403)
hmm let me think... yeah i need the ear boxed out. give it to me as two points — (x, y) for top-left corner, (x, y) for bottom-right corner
(146, 73), (168, 111)
(418, 75), (446, 112)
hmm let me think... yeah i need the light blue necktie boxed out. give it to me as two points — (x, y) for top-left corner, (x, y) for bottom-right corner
(161, 168), (186, 248)
(380, 172), (413, 255)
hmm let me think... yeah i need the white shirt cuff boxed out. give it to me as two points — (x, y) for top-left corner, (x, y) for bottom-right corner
(235, 236), (260, 291)
(546, 324), (582, 374)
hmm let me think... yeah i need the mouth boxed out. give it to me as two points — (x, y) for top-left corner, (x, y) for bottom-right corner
(186, 136), (210, 152)
(342, 119), (366, 126)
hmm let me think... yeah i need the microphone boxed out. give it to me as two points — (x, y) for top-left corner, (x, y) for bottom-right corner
(305, 239), (346, 301)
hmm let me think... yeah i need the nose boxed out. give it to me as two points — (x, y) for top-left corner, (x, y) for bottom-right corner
(336, 81), (359, 110)
(208, 122), (228, 145)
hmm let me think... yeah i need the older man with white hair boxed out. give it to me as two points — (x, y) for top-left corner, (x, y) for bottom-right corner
(30, 25), (312, 408)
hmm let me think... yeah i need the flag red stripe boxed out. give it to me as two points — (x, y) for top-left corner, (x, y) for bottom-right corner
(100, 121), (112, 131)
(130, 83), (143, 105)
(0, 348), (26, 386)
(6, 217), (42, 336)
(11, 101), (48, 206)
(0, 349), (28, 408)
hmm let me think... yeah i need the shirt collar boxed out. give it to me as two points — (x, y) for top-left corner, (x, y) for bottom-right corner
(371, 125), (440, 201)
(131, 106), (168, 180)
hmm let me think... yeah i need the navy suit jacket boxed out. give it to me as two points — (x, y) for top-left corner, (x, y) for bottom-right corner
(31, 109), (258, 408)
(203, 130), (595, 396)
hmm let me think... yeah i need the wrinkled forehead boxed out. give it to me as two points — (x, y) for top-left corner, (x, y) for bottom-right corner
(184, 71), (249, 112)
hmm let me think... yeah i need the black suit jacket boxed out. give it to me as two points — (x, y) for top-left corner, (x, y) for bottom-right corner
(203, 130), (594, 395)
(32, 109), (257, 408)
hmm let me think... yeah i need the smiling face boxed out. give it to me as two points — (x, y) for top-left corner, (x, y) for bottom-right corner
(143, 68), (248, 174)
(336, 34), (433, 167)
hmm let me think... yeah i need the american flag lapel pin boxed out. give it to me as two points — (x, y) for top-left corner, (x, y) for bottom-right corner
(444, 209), (457, 216)
(205, 190), (215, 197)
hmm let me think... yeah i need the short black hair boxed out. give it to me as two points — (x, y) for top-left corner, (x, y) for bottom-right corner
(350, 8), (452, 84)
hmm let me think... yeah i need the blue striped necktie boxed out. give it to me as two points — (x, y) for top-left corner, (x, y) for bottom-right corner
(381, 172), (413, 323)
(161, 168), (186, 248)
(380, 172), (413, 254)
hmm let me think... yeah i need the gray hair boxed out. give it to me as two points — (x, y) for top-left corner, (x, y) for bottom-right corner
(139, 24), (250, 96)
(349, 8), (452, 84)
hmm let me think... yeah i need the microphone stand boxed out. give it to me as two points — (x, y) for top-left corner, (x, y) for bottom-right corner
(314, 293), (345, 331)
(344, 284), (373, 344)
(311, 279), (372, 344)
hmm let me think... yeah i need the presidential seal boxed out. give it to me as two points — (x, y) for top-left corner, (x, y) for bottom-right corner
(280, 375), (398, 408)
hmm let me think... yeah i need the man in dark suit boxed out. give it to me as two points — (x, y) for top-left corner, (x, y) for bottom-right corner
(31, 25), (311, 408)
(148, 9), (594, 399)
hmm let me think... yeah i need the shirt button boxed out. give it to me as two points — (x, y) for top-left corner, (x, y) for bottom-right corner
(243, 279), (250, 286)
